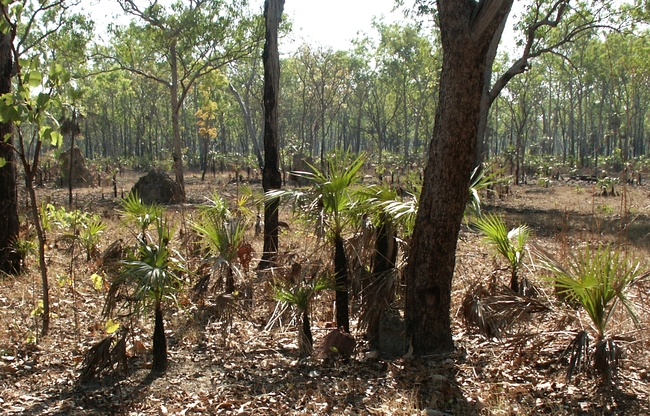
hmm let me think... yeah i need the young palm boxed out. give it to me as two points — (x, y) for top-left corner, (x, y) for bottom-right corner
(119, 191), (163, 243)
(535, 243), (647, 382)
(273, 275), (333, 357)
(192, 214), (246, 294)
(474, 213), (530, 293)
(106, 216), (185, 372)
(268, 152), (365, 333)
(192, 192), (248, 295)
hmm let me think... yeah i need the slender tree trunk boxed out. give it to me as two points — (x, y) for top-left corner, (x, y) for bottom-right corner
(68, 110), (76, 207)
(404, 0), (512, 355)
(152, 303), (167, 372)
(229, 83), (263, 170)
(0, 17), (20, 275)
(170, 43), (186, 202)
(259, 0), (285, 269)
(19, 133), (49, 336)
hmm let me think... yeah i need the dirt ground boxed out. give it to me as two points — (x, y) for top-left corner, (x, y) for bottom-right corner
(1, 168), (649, 415)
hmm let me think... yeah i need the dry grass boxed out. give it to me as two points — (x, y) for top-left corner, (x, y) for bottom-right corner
(0, 169), (649, 415)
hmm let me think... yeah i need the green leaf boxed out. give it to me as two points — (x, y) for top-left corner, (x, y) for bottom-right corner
(36, 92), (51, 109)
(49, 63), (64, 79)
(105, 319), (120, 334)
(10, 3), (23, 19)
(0, 19), (11, 36)
(27, 70), (43, 88)
(0, 157), (5, 168)
(91, 273), (104, 291)
(30, 300), (44, 317)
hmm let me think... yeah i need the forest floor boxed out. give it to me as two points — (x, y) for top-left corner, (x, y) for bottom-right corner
(1, 168), (649, 415)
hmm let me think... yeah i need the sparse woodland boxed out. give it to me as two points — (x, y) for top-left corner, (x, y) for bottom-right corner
(1, 1), (650, 415)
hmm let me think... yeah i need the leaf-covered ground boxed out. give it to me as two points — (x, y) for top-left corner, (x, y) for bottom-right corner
(1, 169), (649, 415)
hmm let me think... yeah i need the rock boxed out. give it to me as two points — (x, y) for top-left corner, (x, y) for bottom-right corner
(289, 154), (314, 186)
(378, 309), (406, 357)
(318, 328), (356, 358)
(59, 147), (93, 187)
(130, 170), (183, 204)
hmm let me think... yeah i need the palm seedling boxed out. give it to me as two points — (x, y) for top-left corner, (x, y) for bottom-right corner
(105, 215), (185, 372)
(12, 235), (36, 271)
(474, 213), (530, 293)
(119, 191), (163, 243)
(273, 274), (334, 357)
(535, 243), (647, 383)
(192, 192), (247, 295)
(267, 151), (365, 333)
(79, 217), (107, 261)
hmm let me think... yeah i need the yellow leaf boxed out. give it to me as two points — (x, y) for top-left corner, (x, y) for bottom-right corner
(105, 319), (120, 334)
(91, 273), (103, 291)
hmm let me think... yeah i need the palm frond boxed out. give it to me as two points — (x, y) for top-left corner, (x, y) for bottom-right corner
(534, 243), (646, 339)
(474, 213), (529, 274)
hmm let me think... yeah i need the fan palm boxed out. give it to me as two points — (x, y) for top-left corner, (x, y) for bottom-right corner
(535, 243), (647, 382)
(273, 275), (334, 356)
(106, 216), (185, 372)
(474, 213), (530, 293)
(267, 151), (365, 333)
(119, 191), (163, 242)
(192, 215), (246, 294)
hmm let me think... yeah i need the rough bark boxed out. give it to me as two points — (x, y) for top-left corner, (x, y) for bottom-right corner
(0, 15), (20, 275)
(366, 215), (397, 346)
(259, 0), (284, 269)
(152, 304), (167, 372)
(404, 0), (512, 355)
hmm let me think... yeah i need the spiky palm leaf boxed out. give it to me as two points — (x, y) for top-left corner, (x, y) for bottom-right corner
(535, 243), (645, 339)
(474, 214), (530, 292)
(360, 184), (418, 238)
(535, 243), (647, 382)
(119, 191), (163, 238)
(273, 275), (335, 356)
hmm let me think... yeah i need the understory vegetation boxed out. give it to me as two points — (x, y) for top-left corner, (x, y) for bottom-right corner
(1, 161), (649, 415)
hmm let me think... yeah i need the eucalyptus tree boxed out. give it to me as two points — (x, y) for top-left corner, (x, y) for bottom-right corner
(259, 0), (284, 267)
(292, 45), (354, 164)
(0, 0), (88, 274)
(402, 0), (627, 355)
(374, 20), (440, 159)
(0, 2), (20, 275)
(96, 0), (263, 201)
(476, 0), (623, 162)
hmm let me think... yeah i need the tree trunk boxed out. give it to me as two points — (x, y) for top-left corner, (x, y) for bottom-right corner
(299, 311), (313, 357)
(334, 234), (349, 333)
(367, 214), (397, 346)
(152, 303), (167, 372)
(259, 0), (285, 269)
(0, 17), (20, 275)
(404, 0), (512, 355)
(170, 42), (186, 202)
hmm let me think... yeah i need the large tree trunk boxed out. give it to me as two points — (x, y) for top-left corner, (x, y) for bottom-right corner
(404, 0), (512, 355)
(0, 16), (20, 275)
(259, 0), (285, 269)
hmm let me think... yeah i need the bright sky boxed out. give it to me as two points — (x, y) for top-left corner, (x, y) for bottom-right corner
(79, 0), (407, 52)
(278, 0), (406, 52)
